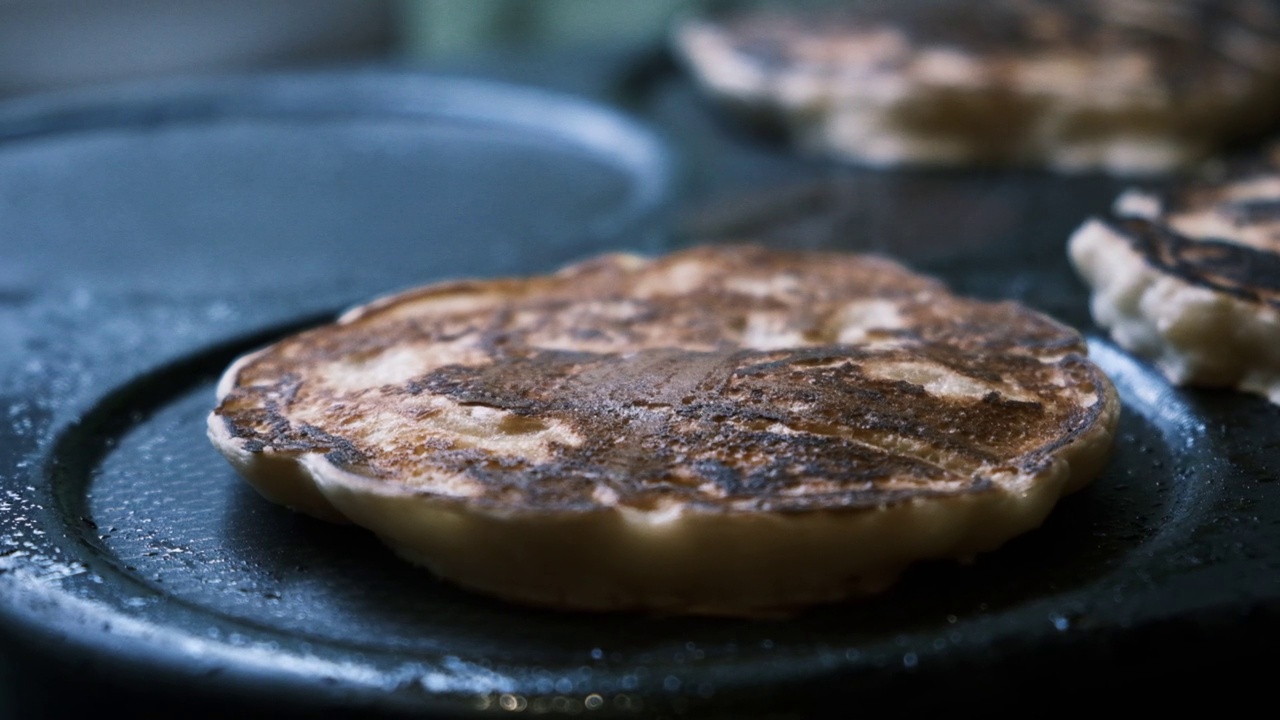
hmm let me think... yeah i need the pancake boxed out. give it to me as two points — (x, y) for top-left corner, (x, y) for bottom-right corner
(672, 0), (1280, 173)
(208, 246), (1120, 615)
(1069, 154), (1280, 404)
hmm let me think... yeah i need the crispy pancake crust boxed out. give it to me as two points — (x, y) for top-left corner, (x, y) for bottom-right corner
(673, 0), (1280, 173)
(210, 246), (1120, 614)
(1070, 162), (1280, 403)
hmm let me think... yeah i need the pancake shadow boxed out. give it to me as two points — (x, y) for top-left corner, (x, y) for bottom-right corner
(220, 479), (743, 656)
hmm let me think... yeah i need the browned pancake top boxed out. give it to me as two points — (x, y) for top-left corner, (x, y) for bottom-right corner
(1110, 158), (1280, 309)
(214, 246), (1108, 513)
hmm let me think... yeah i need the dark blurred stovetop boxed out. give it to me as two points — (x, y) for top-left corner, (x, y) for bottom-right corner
(1, 47), (1278, 719)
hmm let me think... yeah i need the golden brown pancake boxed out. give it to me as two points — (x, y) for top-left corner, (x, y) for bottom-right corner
(209, 246), (1120, 615)
(1070, 153), (1280, 403)
(673, 0), (1280, 173)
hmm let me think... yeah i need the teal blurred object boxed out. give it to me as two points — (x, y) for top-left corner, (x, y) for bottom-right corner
(0, 0), (691, 97)
(396, 0), (691, 57)
(0, 0), (397, 96)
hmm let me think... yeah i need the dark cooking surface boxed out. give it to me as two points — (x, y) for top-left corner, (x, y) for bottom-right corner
(2, 58), (1279, 717)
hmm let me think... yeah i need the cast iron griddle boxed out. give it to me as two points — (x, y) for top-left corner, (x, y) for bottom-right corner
(2, 65), (1279, 718)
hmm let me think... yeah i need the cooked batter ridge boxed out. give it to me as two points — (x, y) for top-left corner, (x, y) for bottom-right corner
(209, 246), (1120, 615)
(1070, 156), (1280, 404)
(672, 0), (1280, 173)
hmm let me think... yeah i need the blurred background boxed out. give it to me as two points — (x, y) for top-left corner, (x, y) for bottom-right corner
(0, 0), (690, 98)
(4, 2), (1280, 717)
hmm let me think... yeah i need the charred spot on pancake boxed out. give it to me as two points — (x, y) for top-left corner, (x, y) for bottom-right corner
(1109, 217), (1280, 308)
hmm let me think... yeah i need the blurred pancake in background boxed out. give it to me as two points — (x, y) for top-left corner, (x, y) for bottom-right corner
(673, 0), (1280, 174)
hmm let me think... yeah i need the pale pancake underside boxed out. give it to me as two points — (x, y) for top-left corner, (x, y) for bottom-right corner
(210, 246), (1119, 614)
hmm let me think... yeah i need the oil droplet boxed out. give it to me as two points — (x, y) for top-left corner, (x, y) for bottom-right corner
(498, 693), (527, 711)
